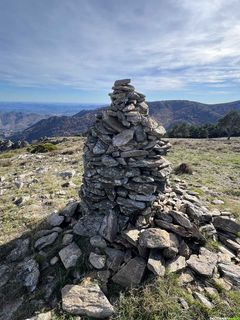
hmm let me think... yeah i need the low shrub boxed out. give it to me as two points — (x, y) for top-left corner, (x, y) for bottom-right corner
(28, 143), (58, 153)
(174, 163), (193, 175)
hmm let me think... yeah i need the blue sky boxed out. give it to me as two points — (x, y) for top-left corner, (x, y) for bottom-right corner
(0, 0), (240, 104)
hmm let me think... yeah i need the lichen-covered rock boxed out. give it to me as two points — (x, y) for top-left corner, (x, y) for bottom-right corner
(7, 238), (30, 262)
(89, 253), (106, 269)
(59, 242), (82, 269)
(139, 228), (179, 249)
(147, 250), (165, 276)
(187, 248), (218, 277)
(25, 311), (52, 320)
(62, 282), (114, 318)
(34, 232), (58, 250)
(167, 256), (186, 273)
(17, 258), (40, 292)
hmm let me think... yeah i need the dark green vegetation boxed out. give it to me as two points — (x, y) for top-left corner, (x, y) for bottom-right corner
(218, 110), (240, 140)
(27, 142), (58, 153)
(168, 110), (240, 139)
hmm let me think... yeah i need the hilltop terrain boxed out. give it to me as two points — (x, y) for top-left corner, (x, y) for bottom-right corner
(0, 137), (239, 319)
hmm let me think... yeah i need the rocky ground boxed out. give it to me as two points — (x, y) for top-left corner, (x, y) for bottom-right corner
(0, 137), (84, 245)
(0, 136), (240, 320)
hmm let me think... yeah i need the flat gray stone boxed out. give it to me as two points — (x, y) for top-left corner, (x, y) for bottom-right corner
(139, 228), (179, 249)
(60, 201), (78, 217)
(89, 252), (106, 270)
(105, 248), (125, 272)
(167, 256), (186, 273)
(112, 257), (146, 287)
(62, 233), (73, 246)
(73, 215), (104, 237)
(116, 197), (146, 210)
(99, 210), (118, 242)
(62, 282), (114, 318)
(17, 258), (40, 292)
(178, 269), (195, 286)
(170, 211), (192, 229)
(187, 248), (218, 277)
(101, 155), (118, 167)
(25, 311), (52, 320)
(212, 199), (224, 205)
(7, 238), (30, 262)
(48, 213), (64, 226)
(34, 232), (58, 250)
(114, 79), (131, 86)
(124, 181), (157, 195)
(193, 292), (213, 309)
(90, 235), (107, 249)
(122, 229), (140, 246)
(147, 250), (165, 276)
(218, 263), (240, 286)
(0, 265), (10, 288)
(151, 125), (166, 138)
(213, 216), (240, 235)
(121, 150), (148, 158)
(112, 129), (134, 147)
(93, 140), (108, 155)
(59, 242), (82, 269)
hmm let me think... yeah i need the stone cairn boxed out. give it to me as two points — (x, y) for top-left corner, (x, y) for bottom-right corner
(73, 79), (240, 290)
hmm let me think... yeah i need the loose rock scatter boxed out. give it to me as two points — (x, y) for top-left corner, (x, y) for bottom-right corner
(0, 80), (240, 320)
(69, 79), (240, 316)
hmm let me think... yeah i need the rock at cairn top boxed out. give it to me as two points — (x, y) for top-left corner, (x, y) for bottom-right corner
(79, 79), (171, 223)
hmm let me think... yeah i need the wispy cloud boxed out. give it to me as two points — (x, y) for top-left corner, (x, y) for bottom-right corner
(0, 0), (240, 97)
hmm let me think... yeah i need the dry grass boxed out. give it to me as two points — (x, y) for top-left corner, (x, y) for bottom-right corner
(0, 137), (85, 244)
(168, 138), (240, 219)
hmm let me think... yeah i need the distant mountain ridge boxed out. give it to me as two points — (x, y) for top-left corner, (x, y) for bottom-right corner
(0, 102), (104, 116)
(0, 111), (48, 137)
(11, 100), (240, 142)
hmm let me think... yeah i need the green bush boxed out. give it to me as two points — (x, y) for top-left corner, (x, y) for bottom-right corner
(27, 143), (58, 153)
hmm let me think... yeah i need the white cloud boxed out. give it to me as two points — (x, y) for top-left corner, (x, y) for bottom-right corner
(0, 0), (240, 94)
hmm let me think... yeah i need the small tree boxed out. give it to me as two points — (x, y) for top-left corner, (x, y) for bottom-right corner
(218, 110), (240, 140)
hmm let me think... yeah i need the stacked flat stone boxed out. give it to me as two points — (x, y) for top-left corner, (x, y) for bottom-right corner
(74, 80), (240, 290)
(80, 79), (171, 222)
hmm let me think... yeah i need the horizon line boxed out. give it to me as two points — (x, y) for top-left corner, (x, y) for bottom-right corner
(0, 99), (240, 106)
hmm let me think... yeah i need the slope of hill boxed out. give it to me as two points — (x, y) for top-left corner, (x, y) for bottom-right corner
(12, 100), (240, 142)
(0, 111), (48, 137)
(149, 100), (240, 127)
(13, 109), (105, 142)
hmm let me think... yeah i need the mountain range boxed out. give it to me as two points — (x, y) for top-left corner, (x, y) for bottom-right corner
(0, 111), (48, 138)
(7, 99), (240, 142)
